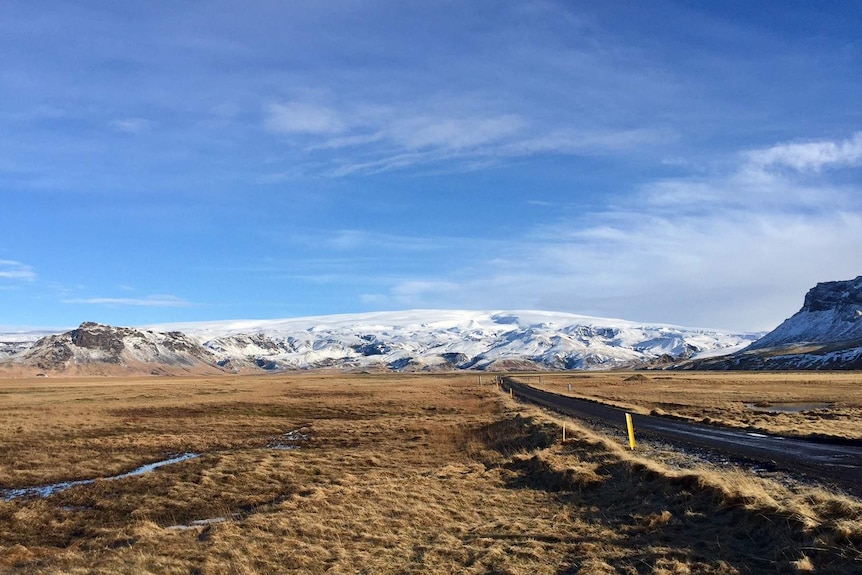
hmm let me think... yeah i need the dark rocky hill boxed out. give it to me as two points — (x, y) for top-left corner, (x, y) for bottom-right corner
(1, 322), (227, 376)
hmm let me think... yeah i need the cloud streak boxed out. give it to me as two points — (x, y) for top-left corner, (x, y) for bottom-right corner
(262, 96), (668, 177)
(62, 295), (194, 308)
(0, 260), (35, 281)
(264, 102), (346, 135)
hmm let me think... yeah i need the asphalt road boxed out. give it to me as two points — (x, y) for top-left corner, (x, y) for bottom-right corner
(503, 378), (862, 496)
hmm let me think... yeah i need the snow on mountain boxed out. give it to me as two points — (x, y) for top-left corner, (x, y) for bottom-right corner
(144, 310), (758, 372)
(0, 310), (760, 375)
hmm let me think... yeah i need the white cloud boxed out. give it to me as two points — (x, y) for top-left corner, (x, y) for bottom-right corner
(264, 102), (345, 135)
(0, 260), (35, 281)
(62, 295), (193, 307)
(747, 132), (862, 172)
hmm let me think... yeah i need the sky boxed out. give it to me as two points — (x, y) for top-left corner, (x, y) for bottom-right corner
(1, 1), (861, 332)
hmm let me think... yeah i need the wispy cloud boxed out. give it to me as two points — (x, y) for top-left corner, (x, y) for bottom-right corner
(502, 128), (674, 156)
(323, 229), (462, 252)
(0, 260), (36, 281)
(62, 295), (193, 307)
(323, 125), (669, 177)
(387, 114), (524, 151)
(262, 94), (668, 177)
(109, 118), (151, 134)
(363, 280), (462, 308)
(264, 102), (345, 135)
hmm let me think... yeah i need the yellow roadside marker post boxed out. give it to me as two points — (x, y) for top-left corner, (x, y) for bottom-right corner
(625, 413), (636, 450)
(562, 423), (566, 443)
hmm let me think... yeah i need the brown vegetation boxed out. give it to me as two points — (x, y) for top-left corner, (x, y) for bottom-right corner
(0, 373), (859, 574)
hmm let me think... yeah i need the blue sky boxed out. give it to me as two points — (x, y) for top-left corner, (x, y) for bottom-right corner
(1, 1), (861, 332)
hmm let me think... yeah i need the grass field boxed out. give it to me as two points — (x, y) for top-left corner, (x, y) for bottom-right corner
(0, 373), (860, 574)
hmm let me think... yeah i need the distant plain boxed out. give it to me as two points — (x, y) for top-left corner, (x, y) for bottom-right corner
(0, 373), (859, 574)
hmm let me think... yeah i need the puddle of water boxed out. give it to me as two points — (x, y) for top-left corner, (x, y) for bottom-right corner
(165, 516), (230, 531)
(266, 429), (309, 450)
(2, 453), (200, 501)
(744, 402), (832, 414)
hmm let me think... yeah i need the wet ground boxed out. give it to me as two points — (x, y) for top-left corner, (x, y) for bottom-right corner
(744, 401), (832, 413)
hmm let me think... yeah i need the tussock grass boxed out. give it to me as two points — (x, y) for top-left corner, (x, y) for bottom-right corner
(516, 406), (862, 574)
(0, 373), (859, 574)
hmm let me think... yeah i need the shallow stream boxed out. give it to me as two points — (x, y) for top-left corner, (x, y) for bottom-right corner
(2, 428), (309, 501)
(2, 453), (200, 501)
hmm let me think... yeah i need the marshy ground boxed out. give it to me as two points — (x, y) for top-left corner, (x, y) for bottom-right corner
(0, 373), (859, 574)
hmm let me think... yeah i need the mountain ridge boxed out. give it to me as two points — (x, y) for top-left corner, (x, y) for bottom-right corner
(0, 310), (759, 376)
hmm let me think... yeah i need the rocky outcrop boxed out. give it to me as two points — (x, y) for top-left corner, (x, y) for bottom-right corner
(4, 322), (227, 375)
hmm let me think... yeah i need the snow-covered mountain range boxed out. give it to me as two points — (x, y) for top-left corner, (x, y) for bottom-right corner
(0, 310), (759, 375)
(680, 276), (862, 370)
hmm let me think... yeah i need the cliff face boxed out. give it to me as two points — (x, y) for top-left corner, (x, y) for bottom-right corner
(804, 277), (862, 312)
(749, 276), (862, 350)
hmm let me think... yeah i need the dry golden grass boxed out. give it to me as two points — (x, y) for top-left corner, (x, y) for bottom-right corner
(527, 371), (862, 440)
(0, 373), (859, 574)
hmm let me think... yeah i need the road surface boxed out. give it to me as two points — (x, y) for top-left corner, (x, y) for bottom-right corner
(502, 378), (862, 496)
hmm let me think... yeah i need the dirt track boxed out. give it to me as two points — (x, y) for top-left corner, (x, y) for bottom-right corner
(503, 378), (862, 496)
